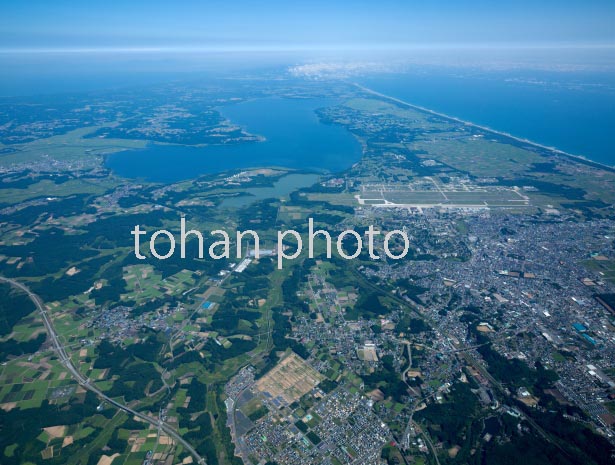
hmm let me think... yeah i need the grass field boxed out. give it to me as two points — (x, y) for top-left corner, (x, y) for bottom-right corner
(583, 258), (615, 284)
(122, 265), (196, 303)
(0, 178), (115, 205)
(0, 126), (146, 169)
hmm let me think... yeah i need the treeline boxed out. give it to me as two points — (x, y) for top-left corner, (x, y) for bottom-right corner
(360, 354), (408, 403)
(0, 391), (103, 465)
(0, 194), (92, 227)
(203, 338), (257, 363)
(395, 314), (431, 334)
(257, 259), (314, 377)
(176, 380), (242, 465)
(0, 333), (46, 363)
(0, 281), (47, 362)
(94, 332), (164, 402)
(236, 198), (279, 230)
(395, 278), (429, 305)
(209, 258), (276, 336)
(0, 207), (228, 303)
(289, 190), (354, 215)
(281, 259), (313, 314)
(472, 327), (558, 391)
(347, 292), (389, 320)
(468, 329), (613, 465)
(0, 282), (36, 335)
(415, 381), (479, 447)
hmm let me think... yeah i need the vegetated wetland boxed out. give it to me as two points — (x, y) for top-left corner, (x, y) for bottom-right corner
(219, 172), (321, 208)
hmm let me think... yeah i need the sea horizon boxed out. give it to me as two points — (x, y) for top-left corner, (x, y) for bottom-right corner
(359, 69), (615, 167)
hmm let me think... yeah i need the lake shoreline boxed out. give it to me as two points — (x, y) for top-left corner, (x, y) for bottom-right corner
(104, 96), (363, 182)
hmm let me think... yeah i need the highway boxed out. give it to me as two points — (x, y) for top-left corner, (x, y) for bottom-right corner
(0, 276), (206, 465)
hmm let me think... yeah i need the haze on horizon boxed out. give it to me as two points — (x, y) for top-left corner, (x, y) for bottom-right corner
(1, 0), (615, 98)
(1, 0), (614, 53)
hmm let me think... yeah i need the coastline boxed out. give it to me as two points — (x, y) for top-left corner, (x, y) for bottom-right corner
(353, 83), (615, 173)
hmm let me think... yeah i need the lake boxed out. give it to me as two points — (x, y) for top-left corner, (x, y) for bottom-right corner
(219, 173), (321, 208)
(104, 97), (362, 182)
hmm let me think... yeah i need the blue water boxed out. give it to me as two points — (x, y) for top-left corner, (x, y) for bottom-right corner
(219, 173), (321, 208)
(105, 97), (362, 182)
(359, 71), (615, 166)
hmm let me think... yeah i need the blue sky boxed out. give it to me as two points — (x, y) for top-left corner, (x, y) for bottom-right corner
(1, 0), (614, 51)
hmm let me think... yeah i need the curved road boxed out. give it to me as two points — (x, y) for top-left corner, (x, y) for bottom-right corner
(0, 276), (206, 465)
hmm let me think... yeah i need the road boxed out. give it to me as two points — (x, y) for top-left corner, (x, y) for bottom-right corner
(400, 340), (412, 387)
(455, 348), (557, 448)
(0, 276), (206, 465)
(348, 267), (567, 457)
(412, 421), (441, 465)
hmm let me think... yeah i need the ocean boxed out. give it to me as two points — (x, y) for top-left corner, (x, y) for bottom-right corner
(359, 70), (615, 167)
